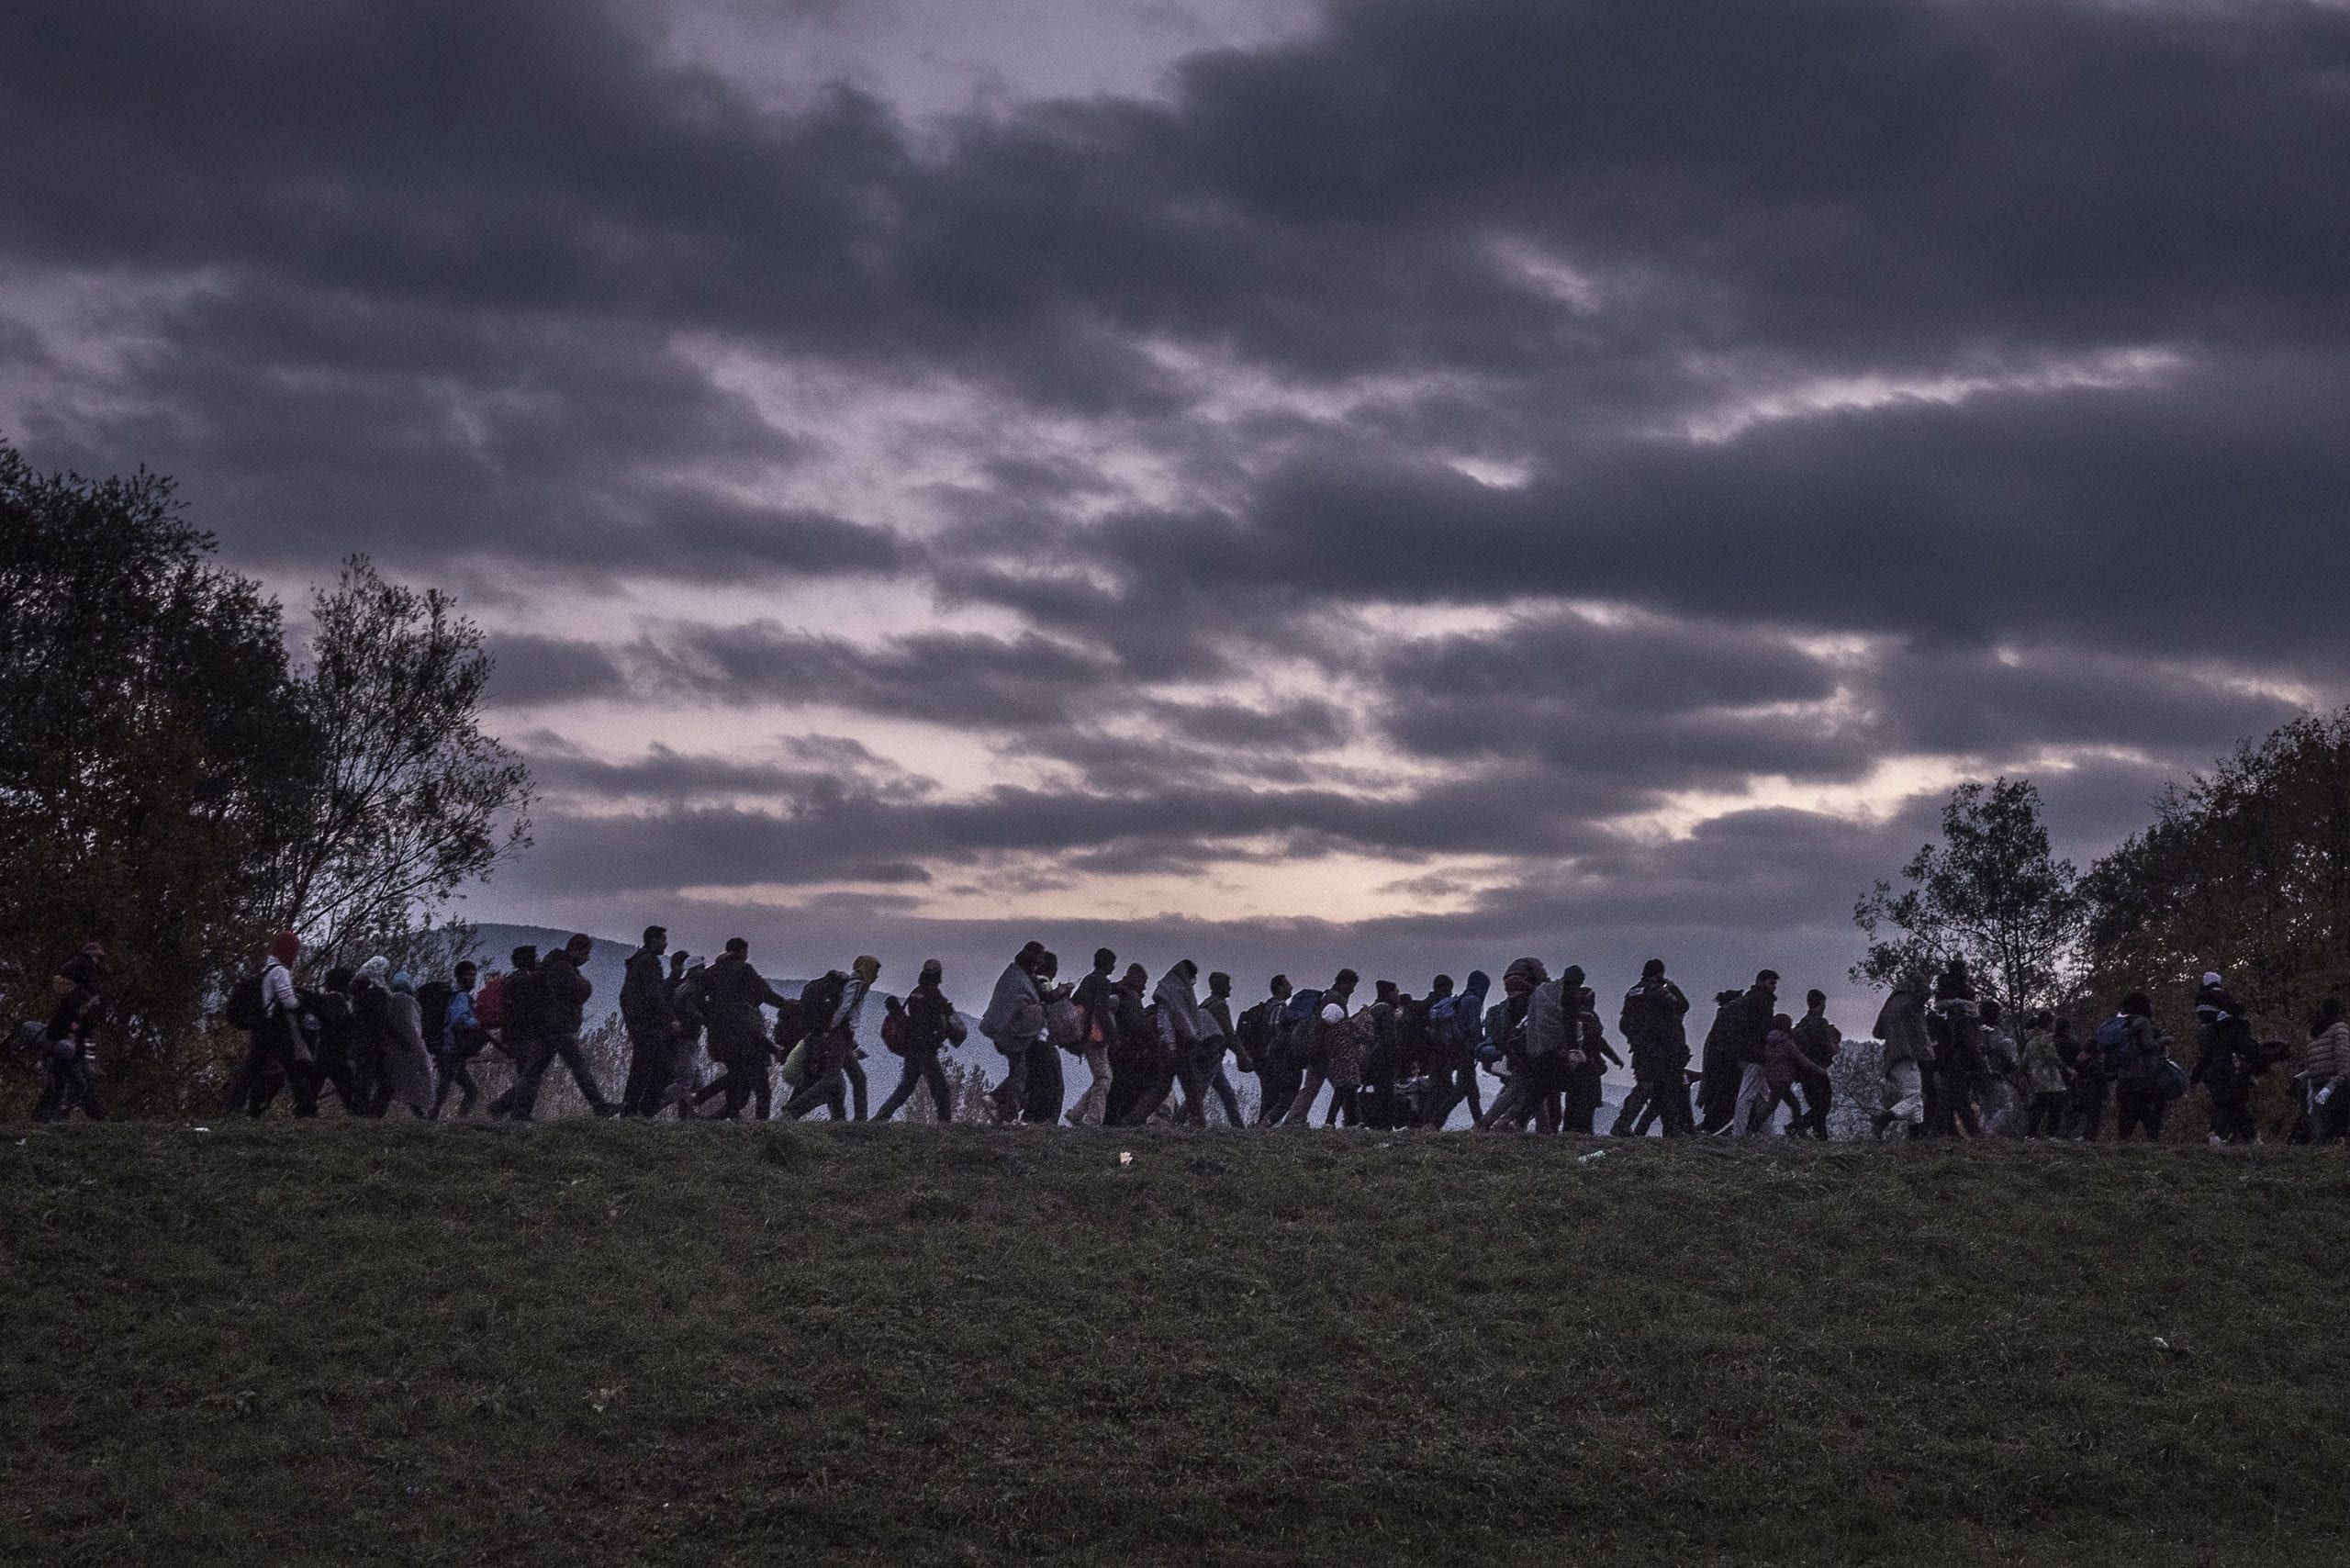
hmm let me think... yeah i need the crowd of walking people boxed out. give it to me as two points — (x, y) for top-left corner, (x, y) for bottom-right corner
(16, 930), (2343, 1144)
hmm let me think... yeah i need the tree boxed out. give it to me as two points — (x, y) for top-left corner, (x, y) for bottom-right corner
(2084, 711), (2350, 1031)
(0, 446), (307, 1070)
(1852, 778), (2085, 1014)
(259, 557), (533, 966)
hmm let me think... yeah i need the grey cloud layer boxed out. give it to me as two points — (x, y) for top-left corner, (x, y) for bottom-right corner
(8, 0), (2347, 980)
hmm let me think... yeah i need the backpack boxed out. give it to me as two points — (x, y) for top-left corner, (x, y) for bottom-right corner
(1046, 996), (1085, 1051)
(880, 1007), (906, 1055)
(800, 974), (846, 1040)
(1237, 1000), (1276, 1062)
(222, 970), (267, 1032)
(474, 974), (508, 1032)
(9, 1019), (46, 1058)
(417, 980), (454, 1051)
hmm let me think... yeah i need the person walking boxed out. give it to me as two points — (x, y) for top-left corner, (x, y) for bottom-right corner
(688, 939), (794, 1119)
(1153, 959), (1213, 1125)
(1282, 969), (1362, 1127)
(2304, 999), (2350, 1143)
(1614, 960), (1693, 1137)
(380, 969), (438, 1117)
(787, 957), (878, 1120)
(877, 959), (961, 1122)
(1871, 968), (1931, 1139)
(2105, 992), (2170, 1141)
(239, 930), (319, 1118)
(2020, 1011), (2069, 1137)
(620, 926), (677, 1118)
(1726, 970), (1780, 1137)
(498, 935), (617, 1120)
(1066, 948), (1121, 1127)
(1198, 971), (1247, 1126)
(1250, 975), (1303, 1126)
(1422, 970), (1490, 1128)
(1789, 989), (1841, 1139)
(34, 944), (106, 1123)
(431, 961), (487, 1118)
(980, 942), (1046, 1124)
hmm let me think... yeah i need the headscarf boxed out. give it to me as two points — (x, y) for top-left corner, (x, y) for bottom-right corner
(359, 956), (391, 985)
(390, 970), (416, 996)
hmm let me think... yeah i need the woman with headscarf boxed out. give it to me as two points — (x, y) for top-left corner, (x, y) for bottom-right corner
(786, 956), (878, 1120)
(375, 962), (438, 1117)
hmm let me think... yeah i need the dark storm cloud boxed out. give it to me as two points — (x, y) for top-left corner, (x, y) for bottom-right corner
(12, 0), (2350, 979)
(485, 635), (633, 706)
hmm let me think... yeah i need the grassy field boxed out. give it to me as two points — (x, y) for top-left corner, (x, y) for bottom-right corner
(6, 1122), (2347, 1567)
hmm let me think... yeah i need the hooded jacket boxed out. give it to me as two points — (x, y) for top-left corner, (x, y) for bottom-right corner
(981, 959), (1044, 1047)
(1152, 962), (1205, 1048)
(1874, 981), (1934, 1070)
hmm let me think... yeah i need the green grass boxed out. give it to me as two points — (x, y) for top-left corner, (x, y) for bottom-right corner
(5, 1122), (2346, 1566)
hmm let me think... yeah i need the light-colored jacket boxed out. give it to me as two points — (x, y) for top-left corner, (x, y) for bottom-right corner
(980, 962), (1042, 1046)
(2020, 1028), (2067, 1094)
(1152, 966), (1204, 1048)
(382, 991), (437, 1114)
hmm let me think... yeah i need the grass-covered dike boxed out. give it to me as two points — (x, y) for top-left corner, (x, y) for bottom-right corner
(6, 1123), (2347, 1566)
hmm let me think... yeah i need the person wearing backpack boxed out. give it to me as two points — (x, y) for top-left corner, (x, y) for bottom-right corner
(33, 945), (107, 1123)
(1104, 963), (1164, 1126)
(619, 926), (677, 1118)
(1066, 948), (1122, 1127)
(2191, 974), (2261, 1145)
(1020, 951), (1068, 1125)
(2104, 992), (2169, 1140)
(1282, 969), (1363, 1127)
(980, 942), (1047, 1124)
(687, 939), (797, 1119)
(786, 956), (878, 1120)
(877, 959), (961, 1122)
(1248, 975), (1300, 1126)
(232, 930), (319, 1119)
(431, 961), (487, 1118)
(498, 935), (616, 1120)
(1422, 970), (1490, 1128)
(2018, 1012), (2069, 1137)
(1561, 985), (1622, 1135)
(1613, 960), (1693, 1137)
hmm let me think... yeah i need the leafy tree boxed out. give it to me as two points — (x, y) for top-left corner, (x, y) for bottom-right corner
(0, 448), (307, 1081)
(2084, 711), (2350, 1032)
(259, 557), (533, 967)
(1852, 777), (2085, 1014)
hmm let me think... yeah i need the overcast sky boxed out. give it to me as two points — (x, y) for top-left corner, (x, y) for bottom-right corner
(6, 0), (2346, 1024)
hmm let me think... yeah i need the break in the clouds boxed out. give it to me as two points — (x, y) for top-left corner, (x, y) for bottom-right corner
(6, 0), (2348, 1014)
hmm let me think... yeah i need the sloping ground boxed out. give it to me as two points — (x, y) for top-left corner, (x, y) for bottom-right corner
(4, 1123), (2345, 1567)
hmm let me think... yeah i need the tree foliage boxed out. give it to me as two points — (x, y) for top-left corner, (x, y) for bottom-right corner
(259, 557), (532, 967)
(1852, 778), (2085, 1014)
(0, 446), (530, 1104)
(2083, 711), (2350, 1031)
(0, 449), (305, 1058)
